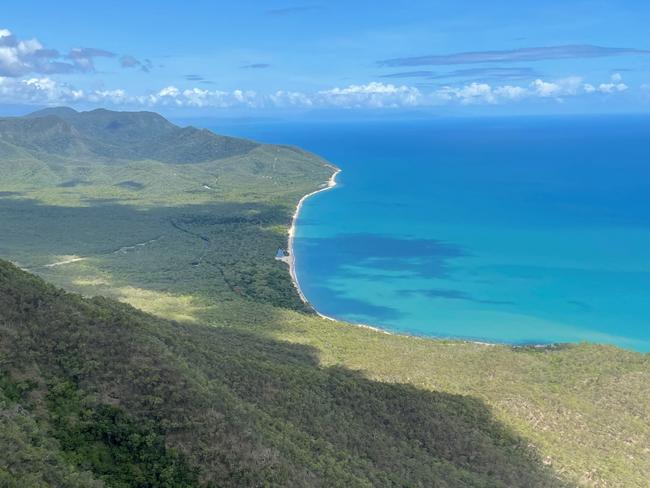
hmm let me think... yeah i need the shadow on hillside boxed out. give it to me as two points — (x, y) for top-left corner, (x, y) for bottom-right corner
(0, 198), (569, 485)
(0, 195), (309, 311)
(1, 267), (568, 487)
(176, 321), (569, 487)
(0, 195), (476, 320)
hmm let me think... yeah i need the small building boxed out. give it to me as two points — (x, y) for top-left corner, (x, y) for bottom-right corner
(275, 248), (287, 260)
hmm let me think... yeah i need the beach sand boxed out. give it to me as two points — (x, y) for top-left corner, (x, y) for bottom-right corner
(284, 167), (391, 335)
(286, 166), (340, 305)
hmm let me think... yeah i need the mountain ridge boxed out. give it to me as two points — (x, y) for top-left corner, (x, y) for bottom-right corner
(2, 107), (259, 164)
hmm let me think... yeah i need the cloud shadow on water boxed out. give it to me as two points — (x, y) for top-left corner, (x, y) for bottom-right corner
(399, 288), (515, 306)
(298, 233), (469, 323)
(299, 233), (467, 281)
(308, 285), (404, 321)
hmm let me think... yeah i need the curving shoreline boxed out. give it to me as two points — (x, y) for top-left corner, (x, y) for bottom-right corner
(284, 168), (553, 343)
(286, 167), (393, 335)
(287, 166), (340, 307)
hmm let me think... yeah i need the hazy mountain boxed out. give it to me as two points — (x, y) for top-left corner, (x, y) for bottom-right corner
(2, 107), (258, 163)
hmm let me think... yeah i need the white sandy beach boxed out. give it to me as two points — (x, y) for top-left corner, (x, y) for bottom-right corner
(286, 166), (340, 305)
(284, 167), (392, 335)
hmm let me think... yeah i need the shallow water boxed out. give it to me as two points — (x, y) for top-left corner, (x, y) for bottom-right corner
(212, 116), (650, 351)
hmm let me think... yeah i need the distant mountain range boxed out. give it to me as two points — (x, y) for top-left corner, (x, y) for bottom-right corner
(1, 107), (258, 164)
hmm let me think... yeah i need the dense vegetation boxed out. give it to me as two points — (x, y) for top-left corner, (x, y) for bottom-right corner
(1, 108), (648, 487)
(0, 260), (568, 487)
(3, 107), (256, 164)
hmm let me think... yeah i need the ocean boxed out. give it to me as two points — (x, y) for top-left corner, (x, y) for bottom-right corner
(211, 116), (650, 352)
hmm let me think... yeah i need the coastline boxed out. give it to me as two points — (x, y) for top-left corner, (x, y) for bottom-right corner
(284, 168), (562, 345)
(284, 168), (583, 348)
(285, 166), (392, 335)
(286, 165), (340, 307)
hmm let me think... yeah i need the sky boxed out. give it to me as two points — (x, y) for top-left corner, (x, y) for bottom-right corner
(2, 0), (650, 118)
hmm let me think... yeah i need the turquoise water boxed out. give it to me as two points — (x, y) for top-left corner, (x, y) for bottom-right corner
(212, 116), (650, 351)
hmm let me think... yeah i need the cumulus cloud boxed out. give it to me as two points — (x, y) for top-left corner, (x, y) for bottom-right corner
(0, 74), (631, 110)
(0, 28), (66, 76)
(0, 78), (423, 110)
(379, 45), (650, 67)
(583, 73), (628, 94)
(584, 82), (628, 94)
(434, 83), (497, 104)
(493, 85), (528, 100)
(0, 28), (115, 76)
(269, 90), (313, 107)
(316, 82), (421, 108)
(0, 76), (84, 103)
(0, 77), (140, 105)
(0, 27), (149, 77)
(531, 76), (583, 97)
(137, 86), (262, 108)
(432, 74), (628, 105)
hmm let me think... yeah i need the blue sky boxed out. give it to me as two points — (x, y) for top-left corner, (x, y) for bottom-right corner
(2, 0), (650, 117)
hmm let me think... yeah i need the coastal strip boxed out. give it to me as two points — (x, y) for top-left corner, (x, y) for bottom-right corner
(286, 165), (340, 307)
(282, 169), (566, 345)
(284, 167), (392, 335)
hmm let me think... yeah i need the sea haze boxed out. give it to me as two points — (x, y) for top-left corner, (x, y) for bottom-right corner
(211, 116), (650, 351)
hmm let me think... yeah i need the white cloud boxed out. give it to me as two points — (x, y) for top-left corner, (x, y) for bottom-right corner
(0, 27), (147, 77)
(135, 85), (262, 108)
(434, 83), (497, 104)
(269, 90), (313, 107)
(0, 73), (632, 110)
(583, 83), (596, 93)
(494, 85), (528, 100)
(432, 74), (629, 106)
(0, 76), (83, 102)
(88, 89), (127, 104)
(0, 29), (50, 77)
(532, 79), (562, 97)
(596, 82), (628, 93)
(531, 76), (583, 98)
(158, 86), (180, 98)
(0, 27), (638, 112)
(317, 82), (421, 108)
(584, 73), (628, 94)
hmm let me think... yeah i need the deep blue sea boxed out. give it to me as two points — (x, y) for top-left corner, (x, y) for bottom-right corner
(210, 116), (650, 352)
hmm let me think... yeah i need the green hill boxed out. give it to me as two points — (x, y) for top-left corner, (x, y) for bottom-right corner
(5, 107), (257, 163)
(0, 259), (567, 487)
(1, 108), (648, 487)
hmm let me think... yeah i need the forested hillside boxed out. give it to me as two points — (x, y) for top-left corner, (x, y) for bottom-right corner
(0, 260), (570, 487)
